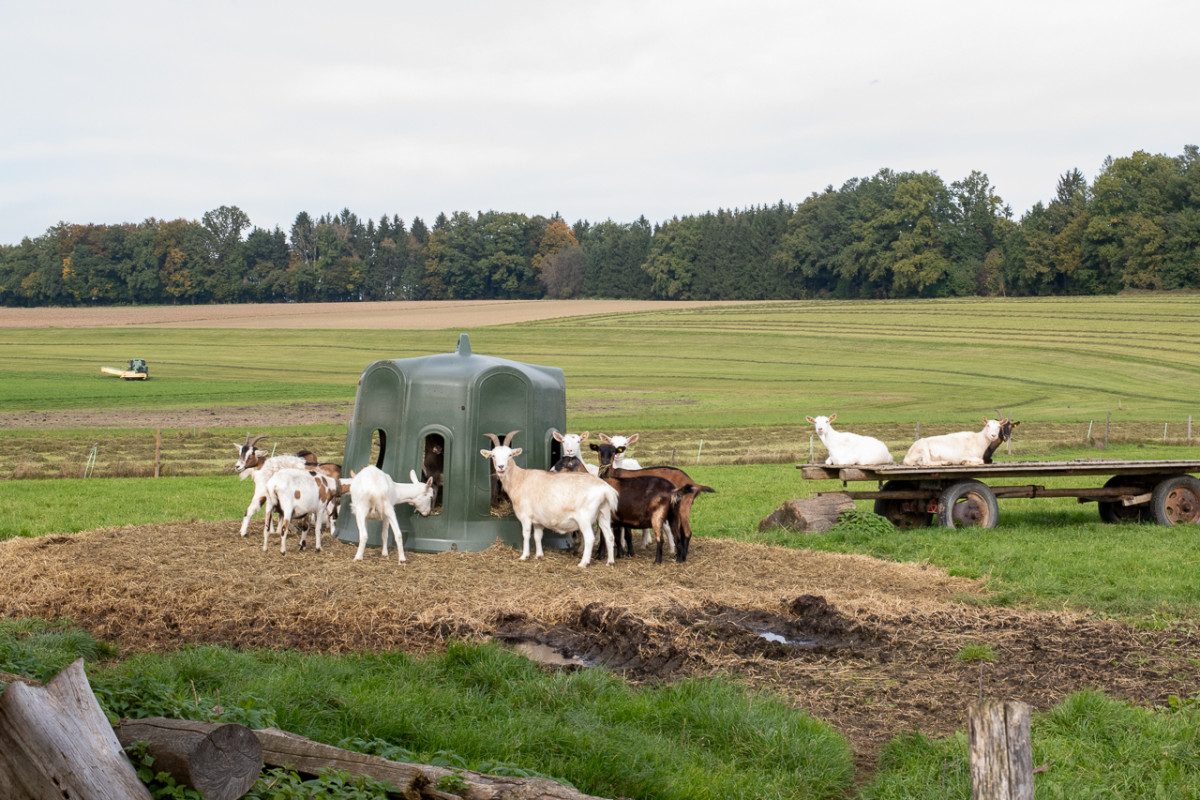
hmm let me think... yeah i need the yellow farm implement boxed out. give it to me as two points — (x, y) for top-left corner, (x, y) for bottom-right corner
(101, 358), (149, 380)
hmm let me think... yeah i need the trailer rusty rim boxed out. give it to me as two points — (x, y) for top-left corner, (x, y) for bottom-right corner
(1151, 476), (1200, 526)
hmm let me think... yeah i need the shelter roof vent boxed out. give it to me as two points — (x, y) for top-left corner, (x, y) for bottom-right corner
(455, 333), (472, 356)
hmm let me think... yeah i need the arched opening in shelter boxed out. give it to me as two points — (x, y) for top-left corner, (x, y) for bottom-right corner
(421, 432), (445, 514)
(369, 429), (387, 469)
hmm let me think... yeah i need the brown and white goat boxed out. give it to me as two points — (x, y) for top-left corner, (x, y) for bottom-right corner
(481, 431), (619, 568)
(234, 433), (311, 537)
(261, 468), (343, 554)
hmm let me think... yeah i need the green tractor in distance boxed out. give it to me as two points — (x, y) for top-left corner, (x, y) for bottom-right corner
(101, 358), (149, 380)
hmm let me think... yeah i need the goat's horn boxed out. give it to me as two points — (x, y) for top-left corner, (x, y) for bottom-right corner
(483, 433), (502, 448)
(502, 430), (520, 447)
(248, 434), (268, 449)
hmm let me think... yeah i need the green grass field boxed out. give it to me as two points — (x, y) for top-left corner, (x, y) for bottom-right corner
(3, 295), (1199, 428)
(3, 295), (1200, 799)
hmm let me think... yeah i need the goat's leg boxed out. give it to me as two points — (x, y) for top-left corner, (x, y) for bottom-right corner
(594, 515), (615, 567)
(241, 492), (268, 537)
(279, 517), (290, 555)
(533, 524), (546, 560)
(384, 508), (406, 563)
(519, 520), (533, 561)
(576, 520), (596, 568)
(353, 511), (370, 561)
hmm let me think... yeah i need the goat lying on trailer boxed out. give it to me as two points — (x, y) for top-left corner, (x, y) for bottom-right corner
(903, 418), (1008, 467)
(806, 414), (893, 465)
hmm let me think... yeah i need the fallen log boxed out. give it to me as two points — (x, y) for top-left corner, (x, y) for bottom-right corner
(0, 658), (152, 800)
(759, 493), (854, 533)
(113, 717), (263, 800)
(252, 726), (622, 800)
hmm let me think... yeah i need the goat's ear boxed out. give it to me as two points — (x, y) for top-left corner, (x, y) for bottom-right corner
(805, 416), (815, 424)
(580, 431), (589, 440)
(626, 433), (639, 444)
(983, 417), (989, 424)
(510, 447), (523, 458)
(1011, 420), (1021, 427)
(598, 433), (612, 443)
(589, 442), (600, 451)
(410, 469), (420, 483)
(552, 430), (564, 442)
(828, 414), (836, 423)
(480, 449), (492, 459)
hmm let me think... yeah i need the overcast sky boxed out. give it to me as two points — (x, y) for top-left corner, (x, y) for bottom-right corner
(3, 0), (1197, 246)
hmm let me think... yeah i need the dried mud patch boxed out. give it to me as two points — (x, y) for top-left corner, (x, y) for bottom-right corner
(2, 522), (1199, 767)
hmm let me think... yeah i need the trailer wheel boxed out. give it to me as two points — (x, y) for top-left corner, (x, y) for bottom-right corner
(1151, 475), (1200, 526)
(1097, 476), (1151, 524)
(937, 480), (999, 529)
(873, 481), (932, 529)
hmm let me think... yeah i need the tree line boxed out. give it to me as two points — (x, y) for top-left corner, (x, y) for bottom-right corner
(1, 146), (1196, 307)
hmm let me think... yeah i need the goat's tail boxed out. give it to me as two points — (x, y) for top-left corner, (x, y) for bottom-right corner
(671, 483), (715, 506)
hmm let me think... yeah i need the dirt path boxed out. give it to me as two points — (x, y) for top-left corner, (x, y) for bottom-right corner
(0, 299), (750, 329)
(3, 522), (1197, 769)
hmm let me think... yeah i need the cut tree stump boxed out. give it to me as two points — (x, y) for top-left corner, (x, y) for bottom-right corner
(0, 658), (153, 800)
(759, 493), (854, 533)
(113, 717), (263, 800)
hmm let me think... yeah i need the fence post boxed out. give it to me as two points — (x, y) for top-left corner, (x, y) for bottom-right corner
(968, 699), (1033, 800)
(155, 428), (162, 478)
(1105, 411), (1111, 448)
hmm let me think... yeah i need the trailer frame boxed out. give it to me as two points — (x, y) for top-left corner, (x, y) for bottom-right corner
(798, 459), (1200, 529)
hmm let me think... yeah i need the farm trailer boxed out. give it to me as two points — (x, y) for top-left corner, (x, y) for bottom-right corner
(798, 459), (1200, 529)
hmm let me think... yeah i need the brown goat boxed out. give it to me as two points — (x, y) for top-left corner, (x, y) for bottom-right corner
(591, 442), (715, 562)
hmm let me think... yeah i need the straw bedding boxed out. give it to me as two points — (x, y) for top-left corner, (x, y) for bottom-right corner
(3, 521), (1198, 763)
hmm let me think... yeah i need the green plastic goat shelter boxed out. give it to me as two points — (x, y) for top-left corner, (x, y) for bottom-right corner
(334, 333), (568, 554)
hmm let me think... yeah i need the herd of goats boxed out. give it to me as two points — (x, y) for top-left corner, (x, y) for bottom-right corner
(230, 416), (1018, 568)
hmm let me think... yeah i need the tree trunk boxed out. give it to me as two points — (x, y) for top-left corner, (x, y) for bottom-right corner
(113, 717), (262, 800)
(0, 658), (152, 800)
(758, 494), (855, 533)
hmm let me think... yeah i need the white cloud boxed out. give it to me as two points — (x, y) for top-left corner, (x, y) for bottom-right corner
(2, 0), (1198, 243)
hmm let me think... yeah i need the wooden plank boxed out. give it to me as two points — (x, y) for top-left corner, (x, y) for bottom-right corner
(968, 700), (1033, 800)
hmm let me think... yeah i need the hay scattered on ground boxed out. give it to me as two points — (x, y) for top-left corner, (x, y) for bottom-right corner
(3, 522), (1199, 766)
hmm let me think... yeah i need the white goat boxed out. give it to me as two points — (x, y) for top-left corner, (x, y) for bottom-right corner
(806, 414), (894, 466)
(903, 418), (1006, 466)
(348, 466), (436, 563)
(549, 430), (599, 475)
(261, 468), (341, 554)
(234, 433), (309, 537)
(599, 432), (642, 470)
(480, 431), (619, 568)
